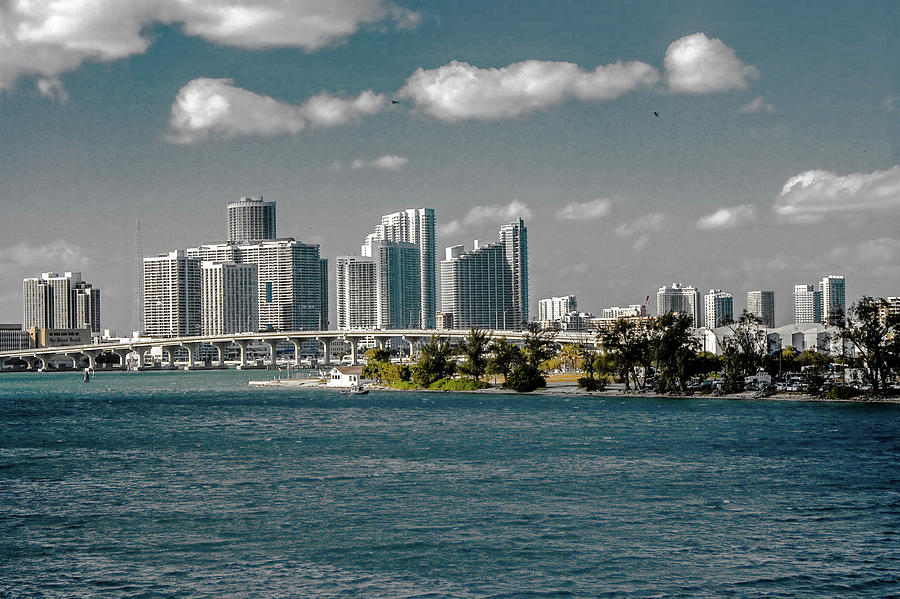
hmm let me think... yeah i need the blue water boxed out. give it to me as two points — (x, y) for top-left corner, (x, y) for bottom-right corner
(2, 370), (899, 598)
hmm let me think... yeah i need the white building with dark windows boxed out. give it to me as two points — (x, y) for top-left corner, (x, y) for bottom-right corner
(704, 289), (734, 329)
(601, 304), (646, 319)
(201, 261), (258, 335)
(657, 283), (700, 326)
(539, 295), (577, 322)
(440, 220), (528, 330)
(227, 196), (276, 243)
(23, 272), (100, 334)
(747, 290), (775, 327)
(794, 283), (822, 324)
(336, 255), (377, 329)
(143, 251), (201, 338)
(363, 208), (436, 328)
(820, 274), (846, 325)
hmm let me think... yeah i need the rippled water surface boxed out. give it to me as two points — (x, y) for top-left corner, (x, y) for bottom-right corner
(2, 370), (899, 597)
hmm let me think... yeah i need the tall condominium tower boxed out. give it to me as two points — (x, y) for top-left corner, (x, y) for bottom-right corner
(23, 272), (101, 333)
(539, 295), (577, 322)
(336, 241), (421, 330)
(227, 196), (276, 243)
(793, 284), (822, 324)
(363, 208), (436, 328)
(500, 218), (529, 325)
(657, 283), (700, 326)
(143, 251), (201, 338)
(440, 242), (512, 329)
(188, 239), (327, 332)
(201, 261), (258, 335)
(747, 290), (775, 327)
(703, 289), (734, 329)
(819, 274), (846, 325)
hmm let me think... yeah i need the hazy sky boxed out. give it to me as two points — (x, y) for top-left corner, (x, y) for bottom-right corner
(1, 0), (898, 332)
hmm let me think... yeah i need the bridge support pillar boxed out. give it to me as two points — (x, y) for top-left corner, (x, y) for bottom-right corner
(35, 355), (50, 371)
(82, 349), (102, 370)
(289, 339), (303, 367)
(343, 337), (360, 365)
(235, 339), (251, 368)
(262, 339), (279, 368)
(112, 348), (131, 369)
(402, 336), (419, 362)
(317, 337), (334, 365)
(182, 342), (201, 368)
(212, 342), (231, 367)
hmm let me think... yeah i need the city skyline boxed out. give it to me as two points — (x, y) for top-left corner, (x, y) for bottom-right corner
(0, 1), (898, 331)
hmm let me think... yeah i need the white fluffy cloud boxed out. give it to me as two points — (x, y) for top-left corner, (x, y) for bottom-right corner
(557, 198), (612, 220)
(738, 96), (774, 114)
(614, 213), (668, 236)
(775, 165), (900, 221)
(350, 155), (409, 171)
(664, 32), (759, 94)
(696, 204), (756, 229)
(4, 240), (92, 270)
(36, 76), (68, 102)
(398, 59), (659, 121)
(0, 0), (417, 91)
(167, 78), (386, 143)
(463, 200), (532, 226)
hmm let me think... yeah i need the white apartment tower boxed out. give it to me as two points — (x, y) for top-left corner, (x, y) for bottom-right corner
(820, 274), (846, 325)
(704, 289), (734, 329)
(227, 196), (276, 243)
(188, 239), (327, 332)
(23, 272), (101, 333)
(747, 290), (775, 327)
(201, 262), (258, 335)
(657, 283), (700, 327)
(794, 284), (822, 324)
(440, 242), (512, 329)
(143, 251), (201, 338)
(336, 256), (378, 329)
(539, 295), (577, 322)
(363, 208), (436, 328)
(500, 218), (528, 325)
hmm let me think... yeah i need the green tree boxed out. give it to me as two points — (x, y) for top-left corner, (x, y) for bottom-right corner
(598, 318), (652, 390)
(487, 337), (521, 386)
(456, 328), (491, 382)
(720, 311), (769, 392)
(505, 324), (556, 392)
(839, 296), (900, 395)
(412, 335), (455, 388)
(650, 312), (699, 394)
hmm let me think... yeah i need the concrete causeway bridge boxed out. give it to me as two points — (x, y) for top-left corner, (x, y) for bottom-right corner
(0, 329), (599, 371)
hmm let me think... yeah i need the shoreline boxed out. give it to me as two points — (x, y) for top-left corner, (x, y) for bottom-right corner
(251, 376), (900, 404)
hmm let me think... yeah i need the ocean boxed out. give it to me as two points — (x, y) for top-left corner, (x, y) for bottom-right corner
(2, 370), (899, 597)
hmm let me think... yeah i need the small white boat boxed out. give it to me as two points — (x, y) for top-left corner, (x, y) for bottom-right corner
(341, 385), (369, 395)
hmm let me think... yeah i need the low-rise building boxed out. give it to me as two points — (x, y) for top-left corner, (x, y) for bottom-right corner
(28, 327), (91, 348)
(0, 324), (31, 351)
(325, 365), (370, 388)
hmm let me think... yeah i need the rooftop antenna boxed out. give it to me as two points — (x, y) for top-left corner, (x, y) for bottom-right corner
(133, 220), (144, 335)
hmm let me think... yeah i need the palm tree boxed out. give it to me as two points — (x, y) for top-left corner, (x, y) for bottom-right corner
(457, 328), (491, 382)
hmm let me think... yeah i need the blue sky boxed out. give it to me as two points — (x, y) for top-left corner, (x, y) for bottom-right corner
(1, 0), (898, 331)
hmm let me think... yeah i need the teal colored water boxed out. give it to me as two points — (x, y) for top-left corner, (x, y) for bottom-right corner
(2, 370), (899, 597)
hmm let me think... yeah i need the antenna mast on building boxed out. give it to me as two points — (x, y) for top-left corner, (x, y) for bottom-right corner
(133, 220), (144, 335)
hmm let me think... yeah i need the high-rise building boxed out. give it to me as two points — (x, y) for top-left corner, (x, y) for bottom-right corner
(500, 218), (528, 325)
(188, 238), (326, 332)
(363, 208), (436, 328)
(23, 272), (100, 333)
(201, 261), (258, 335)
(143, 251), (201, 338)
(539, 295), (576, 322)
(336, 241), (421, 330)
(227, 196), (276, 243)
(704, 289), (734, 329)
(336, 256), (377, 329)
(440, 242), (512, 329)
(794, 284), (822, 324)
(747, 290), (775, 327)
(657, 283), (700, 326)
(819, 274), (846, 326)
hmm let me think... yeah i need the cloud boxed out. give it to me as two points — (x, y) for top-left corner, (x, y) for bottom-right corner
(4, 240), (92, 271)
(462, 200), (532, 226)
(437, 220), (464, 238)
(35, 76), (68, 102)
(398, 58), (659, 121)
(696, 204), (756, 229)
(738, 95), (774, 114)
(0, 0), (418, 92)
(166, 78), (386, 143)
(614, 213), (668, 237)
(775, 165), (900, 221)
(664, 32), (759, 94)
(350, 155), (409, 171)
(557, 198), (612, 221)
